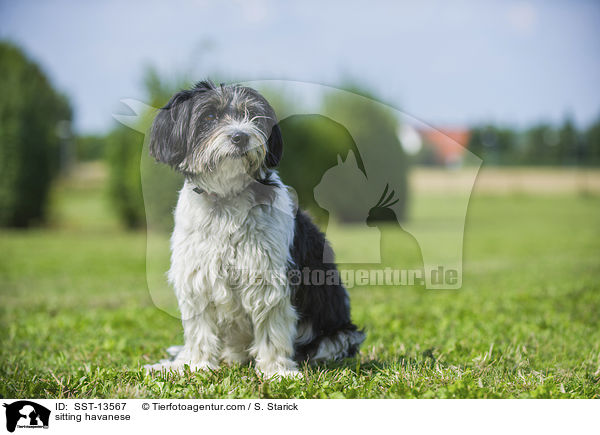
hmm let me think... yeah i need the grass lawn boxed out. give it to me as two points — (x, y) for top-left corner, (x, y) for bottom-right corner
(1, 170), (599, 398)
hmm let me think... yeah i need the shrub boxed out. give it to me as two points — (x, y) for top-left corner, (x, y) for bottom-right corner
(278, 114), (367, 225)
(0, 42), (71, 227)
(105, 126), (146, 229)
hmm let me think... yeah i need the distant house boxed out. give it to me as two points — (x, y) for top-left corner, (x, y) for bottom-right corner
(418, 128), (471, 167)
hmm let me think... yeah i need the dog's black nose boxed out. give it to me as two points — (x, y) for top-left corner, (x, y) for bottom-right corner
(231, 132), (249, 147)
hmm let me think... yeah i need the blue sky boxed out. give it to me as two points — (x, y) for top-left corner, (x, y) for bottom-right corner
(1, 0), (599, 133)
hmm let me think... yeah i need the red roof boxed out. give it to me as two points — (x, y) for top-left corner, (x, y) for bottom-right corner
(419, 128), (471, 165)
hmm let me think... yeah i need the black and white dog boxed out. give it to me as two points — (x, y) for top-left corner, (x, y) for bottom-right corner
(145, 81), (364, 376)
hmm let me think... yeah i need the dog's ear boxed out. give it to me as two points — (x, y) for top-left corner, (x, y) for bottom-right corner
(149, 91), (194, 167)
(265, 123), (283, 168)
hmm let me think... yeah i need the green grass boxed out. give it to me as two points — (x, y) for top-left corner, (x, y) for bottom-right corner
(1, 174), (599, 398)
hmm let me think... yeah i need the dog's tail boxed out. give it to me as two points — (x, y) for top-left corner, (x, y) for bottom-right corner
(296, 324), (365, 363)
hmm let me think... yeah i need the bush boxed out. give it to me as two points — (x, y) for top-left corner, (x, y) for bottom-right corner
(0, 42), (71, 227)
(105, 126), (146, 229)
(278, 114), (367, 225)
(319, 88), (409, 223)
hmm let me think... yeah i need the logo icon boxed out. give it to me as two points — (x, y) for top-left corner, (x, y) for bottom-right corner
(3, 401), (50, 433)
(113, 80), (481, 320)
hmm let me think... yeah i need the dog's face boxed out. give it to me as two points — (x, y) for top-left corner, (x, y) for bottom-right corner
(149, 81), (283, 192)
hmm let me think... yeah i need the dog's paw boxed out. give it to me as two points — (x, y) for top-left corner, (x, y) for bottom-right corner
(144, 360), (180, 374)
(261, 369), (304, 379)
(278, 369), (303, 379)
(186, 361), (219, 372)
(144, 359), (219, 375)
(257, 362), (303, 379)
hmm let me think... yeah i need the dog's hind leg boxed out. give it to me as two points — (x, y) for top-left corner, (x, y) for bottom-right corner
(300, 325), (365, 363)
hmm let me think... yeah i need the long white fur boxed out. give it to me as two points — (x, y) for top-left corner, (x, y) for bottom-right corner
(145, 165), (300, 376)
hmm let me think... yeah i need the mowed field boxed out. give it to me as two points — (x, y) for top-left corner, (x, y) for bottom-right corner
(1, 166), (599, 398)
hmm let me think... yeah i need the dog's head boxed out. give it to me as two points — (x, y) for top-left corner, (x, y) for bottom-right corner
(149, 80), (283, 194)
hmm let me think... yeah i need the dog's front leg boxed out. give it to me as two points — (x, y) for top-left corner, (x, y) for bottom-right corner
(146, 298), (221, 374)
(174, 299), (221, 371)
(247, 285), (299, 377)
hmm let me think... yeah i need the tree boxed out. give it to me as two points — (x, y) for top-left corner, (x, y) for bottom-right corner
(0, 42), (71, 227)
(522, 124), (556, 165)
(556, 116), (579, 165)
(584, 116), (600, 166)
(468, 125), (518, 165)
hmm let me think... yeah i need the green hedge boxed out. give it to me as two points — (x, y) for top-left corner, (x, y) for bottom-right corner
(0, 42), (71, 227)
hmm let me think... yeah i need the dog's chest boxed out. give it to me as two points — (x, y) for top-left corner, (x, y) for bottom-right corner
(169, 187), (294, 306)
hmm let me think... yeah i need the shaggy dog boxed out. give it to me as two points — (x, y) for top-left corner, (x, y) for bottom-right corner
(144, 81), (364, 376)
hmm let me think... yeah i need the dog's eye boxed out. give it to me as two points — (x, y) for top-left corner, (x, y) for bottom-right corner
(204, 112), (216, 122)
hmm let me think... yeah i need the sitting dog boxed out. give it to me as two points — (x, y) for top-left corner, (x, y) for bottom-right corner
(145, 81), (364, 376)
